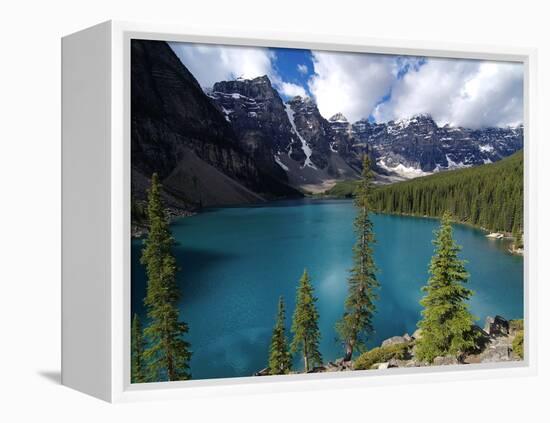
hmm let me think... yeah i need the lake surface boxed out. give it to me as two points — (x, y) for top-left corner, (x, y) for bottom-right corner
(131, 199), (523, 380)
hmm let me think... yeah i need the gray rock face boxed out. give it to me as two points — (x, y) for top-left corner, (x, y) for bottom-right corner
(209, 76), (296, 177)
(381, 334), (412, 347)
(327, 113), (365, 171)
(479, 339), (513, 363)
(209, 81), (359, 188)
(286, 96), (333, 170)
(484, 315), (510, 337)
(326, 113), (523, 178)
(351, 114), (523, 175)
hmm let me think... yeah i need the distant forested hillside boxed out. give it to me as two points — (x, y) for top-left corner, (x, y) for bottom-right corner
(328, 151), (523, 233)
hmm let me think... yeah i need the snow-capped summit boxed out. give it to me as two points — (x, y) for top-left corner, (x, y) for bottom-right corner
(347, 113), (523, 176)
(329, 113), (349, 123)
(208, 75), (523, 188)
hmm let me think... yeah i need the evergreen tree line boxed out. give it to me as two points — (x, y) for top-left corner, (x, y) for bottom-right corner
(369, 151), (523, 233)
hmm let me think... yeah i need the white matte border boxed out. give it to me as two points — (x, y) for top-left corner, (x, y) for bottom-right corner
(108, 20), (537, 403)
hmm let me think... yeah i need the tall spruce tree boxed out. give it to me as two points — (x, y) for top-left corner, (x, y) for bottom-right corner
(141, 173), (191, 381)
(290, 269), (322, 372)
(416, 211), (479, 363)
(337, 155), (379, 361)
(131, 314), (146, 383)
(268, 296), (292, 375)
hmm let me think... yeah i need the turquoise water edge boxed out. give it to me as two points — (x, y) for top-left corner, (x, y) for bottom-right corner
(131, 199), (523, 380)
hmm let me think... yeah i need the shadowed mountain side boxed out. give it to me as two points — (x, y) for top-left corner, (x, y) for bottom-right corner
(131, 39), (301, 211)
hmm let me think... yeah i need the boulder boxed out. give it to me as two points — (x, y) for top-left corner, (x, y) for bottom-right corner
(484, 315), (510, 337)
(480, 341), (512, 363)
(381, 335), (410, 348)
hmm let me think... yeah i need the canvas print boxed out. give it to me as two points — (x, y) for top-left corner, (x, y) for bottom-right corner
(130, 39), (524, 383)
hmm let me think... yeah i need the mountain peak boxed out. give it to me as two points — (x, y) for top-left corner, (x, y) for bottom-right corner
(250, 75), (271, 85)
(392, 113), (436, 129)
(329, 113), (348, 123)
(230, 74), (272, 86)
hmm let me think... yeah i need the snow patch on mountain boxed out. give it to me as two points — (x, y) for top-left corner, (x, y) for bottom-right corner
(285, 103), (316, 169)
(274, 154), (289, 171)
(479, 144), (495, 153)
(377, 158), (431, 179)
(445, 154), (471, 169)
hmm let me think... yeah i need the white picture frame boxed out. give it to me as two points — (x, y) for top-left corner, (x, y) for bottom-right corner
(61, 20), (538, 403)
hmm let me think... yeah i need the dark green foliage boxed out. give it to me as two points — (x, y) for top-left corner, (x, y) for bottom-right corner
(337, 155), (379, 361)
(512, 330), (524, 359)
(416, 212), (479, 363)
(324, 180), (358, 198)
(131, 314), (146, 383)
(131, 195), (147, 226)
(510, 319), (524, 332)
(290, 269), (323, 372)
(513, 228), (524, 249)
(268, 297), (292, 375)
(353, 342), (411, 370)
(370, 151), (523, 233)
(142, 173), (191, 381)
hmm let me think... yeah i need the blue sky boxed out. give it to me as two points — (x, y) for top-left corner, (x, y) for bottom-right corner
(268, 47), (314, 98)
(169, 42), (523, 128)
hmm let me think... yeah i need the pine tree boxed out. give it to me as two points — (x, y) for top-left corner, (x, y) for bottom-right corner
(513, 227), (523, 249)
(416, 211), (479, 363)
(131, 314), (146, 383)
(337, 154), (379, 361)
(141, 173), (191, 381)
(268, 296), (292, 375)
(290, 269), (322, 372)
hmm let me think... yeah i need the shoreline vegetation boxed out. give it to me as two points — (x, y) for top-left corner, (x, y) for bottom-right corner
(131, 156), (524, 383)
(321, 150), (524, 255)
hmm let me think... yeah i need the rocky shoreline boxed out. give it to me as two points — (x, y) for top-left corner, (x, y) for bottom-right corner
(254, 315), (523, 376)
(485, 232), (524, 256)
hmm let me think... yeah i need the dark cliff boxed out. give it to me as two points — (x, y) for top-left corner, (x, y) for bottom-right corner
(131, 39), (300, 211)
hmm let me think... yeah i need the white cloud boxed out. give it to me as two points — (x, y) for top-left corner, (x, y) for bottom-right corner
(169, 42), (524, 129)
(169, 42), (275, 88)
(297, 63), (308, 75)
(308, 51), (396, 122)
(373, 58), (523, 128)
(169, 42), (306, 100)
(277, 81), (308, 98)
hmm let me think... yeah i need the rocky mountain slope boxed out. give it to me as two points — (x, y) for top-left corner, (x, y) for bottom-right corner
(131, 40), (524, 211)
(347, 114), (523, 178)
(131, 40), (300, 212)
(208, 75), (522, 188)
(208, 79), (359, 192)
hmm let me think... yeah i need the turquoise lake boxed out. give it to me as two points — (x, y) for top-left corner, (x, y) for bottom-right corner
(131, 199), (524, 380)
